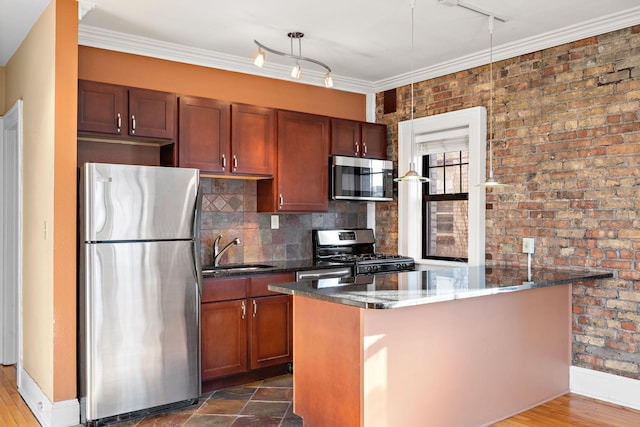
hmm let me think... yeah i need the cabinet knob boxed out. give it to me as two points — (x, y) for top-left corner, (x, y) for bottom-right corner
(252, 300), (257, 317)
(116, 113), (122, 133)
(221, 154), (227, 170)
(131, 115), (136, 134)
(354, 141), (359, 156)
(362, 142), (367, 156)
(278, 194), (284, 209)
(241, 300), (246, 319)
(233, 155), (238, 171)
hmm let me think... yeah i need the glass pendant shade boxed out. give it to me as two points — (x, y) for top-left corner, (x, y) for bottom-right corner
(394, 162), (429, 183)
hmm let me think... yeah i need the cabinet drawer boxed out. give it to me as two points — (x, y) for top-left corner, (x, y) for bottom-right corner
(202, 277), (247, 302)
(249, 273), (295, 297)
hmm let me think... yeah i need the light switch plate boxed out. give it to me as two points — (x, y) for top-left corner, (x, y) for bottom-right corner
(271, 215), (279, 230)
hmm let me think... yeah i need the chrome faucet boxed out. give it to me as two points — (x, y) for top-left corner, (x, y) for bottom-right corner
(212, 235), (241, 266)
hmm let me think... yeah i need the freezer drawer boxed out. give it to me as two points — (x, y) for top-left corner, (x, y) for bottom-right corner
(80, 240), (200, 422)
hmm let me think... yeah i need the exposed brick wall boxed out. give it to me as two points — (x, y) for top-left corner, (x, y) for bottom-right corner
(376, 26), (640, 380)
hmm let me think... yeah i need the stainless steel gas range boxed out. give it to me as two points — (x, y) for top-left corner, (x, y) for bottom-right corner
(296, 229), (415, 280)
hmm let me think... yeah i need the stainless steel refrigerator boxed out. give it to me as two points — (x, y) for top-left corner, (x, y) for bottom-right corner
(79, 162), (202, 424)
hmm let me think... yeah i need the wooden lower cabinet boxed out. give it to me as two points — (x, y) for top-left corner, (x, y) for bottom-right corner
(201, 273), (293, 383)
(249, 295), (292, 369)
(201, 299), (248, 380)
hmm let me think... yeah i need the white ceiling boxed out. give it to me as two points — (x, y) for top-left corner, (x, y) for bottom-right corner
(3, 0), (640, 93)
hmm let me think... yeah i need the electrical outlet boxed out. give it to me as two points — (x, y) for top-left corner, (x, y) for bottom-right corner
(522, 238), (535, 254)
(271, 215), (279, 230)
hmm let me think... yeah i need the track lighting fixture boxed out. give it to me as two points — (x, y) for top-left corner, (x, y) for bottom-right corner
(253, 32), (334, 88)
(476, 15), (508, 187)
(395, 0), (429, 183)
(438, 0), (509, 186)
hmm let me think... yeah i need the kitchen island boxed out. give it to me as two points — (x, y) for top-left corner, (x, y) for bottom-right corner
(269, 266), (612, 427)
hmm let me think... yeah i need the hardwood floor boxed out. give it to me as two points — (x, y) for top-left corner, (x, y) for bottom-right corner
(492, 393), (640, 427)
(0, 365), (39, 426)
(2, 363), (640, 426)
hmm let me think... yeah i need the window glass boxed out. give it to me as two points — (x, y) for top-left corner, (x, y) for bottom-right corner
(423, 150), (469, 262)
(425, 200), (469, 260)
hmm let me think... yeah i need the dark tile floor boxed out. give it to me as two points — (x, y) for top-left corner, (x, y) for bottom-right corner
(110, 375), (302, 426)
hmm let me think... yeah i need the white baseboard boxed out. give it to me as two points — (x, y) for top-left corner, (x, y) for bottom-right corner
(18, 367), (80, 427)
(570, 366), (640, 411)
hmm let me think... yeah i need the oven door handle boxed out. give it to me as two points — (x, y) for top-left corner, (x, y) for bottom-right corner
(296, 267), (353, 281)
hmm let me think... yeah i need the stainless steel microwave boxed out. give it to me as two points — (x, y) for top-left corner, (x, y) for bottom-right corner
(330, 156), (394, 201)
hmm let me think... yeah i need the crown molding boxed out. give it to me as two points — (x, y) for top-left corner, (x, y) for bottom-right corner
(374, 6), (640, 92)
(78, 25), (374, 94)
(79, 6), (640, 96)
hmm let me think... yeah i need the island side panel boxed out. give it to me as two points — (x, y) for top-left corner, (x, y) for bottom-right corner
(362, 284), (571, 427)
(293, 297), (363, 427)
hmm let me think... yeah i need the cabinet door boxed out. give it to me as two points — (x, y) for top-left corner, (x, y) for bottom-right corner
(78, 80), (126, 135)
(201, 300), (248, 380)
(361, 122), (387, 159)
(178, 96), (230, 173)
(275, 111), (329, 212)
(331, 119), (361, 157)
(249, 295), (292, 369)
(128, 88), (176, 140)
(231, 104), (275, 176)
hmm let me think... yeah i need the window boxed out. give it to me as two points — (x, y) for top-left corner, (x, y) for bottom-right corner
(422, 151), (469, 262)
(397, 107), (486, 266)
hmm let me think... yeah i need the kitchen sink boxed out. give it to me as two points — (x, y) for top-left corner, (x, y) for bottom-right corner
(202, 263), (275, 274)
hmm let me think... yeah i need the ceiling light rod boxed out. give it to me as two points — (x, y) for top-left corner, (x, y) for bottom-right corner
(477, 15), (507, 187)
(253, 36), (332, 74)
(395, 0), (429, 183)
(438, 0), (508, 23)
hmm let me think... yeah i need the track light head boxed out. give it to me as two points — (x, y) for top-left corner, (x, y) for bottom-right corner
(253, 48), (265, 67)
(291, 62), (302, 79)
(324, 73), (334, 88)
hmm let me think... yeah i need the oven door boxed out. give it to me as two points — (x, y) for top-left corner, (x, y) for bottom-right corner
(331, 156), (394, 201)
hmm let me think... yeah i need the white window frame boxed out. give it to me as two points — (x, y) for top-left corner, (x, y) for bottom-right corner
(398, 107), (486, 267)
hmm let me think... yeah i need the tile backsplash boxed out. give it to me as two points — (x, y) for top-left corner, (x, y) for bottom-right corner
(199, 178), (367, 266)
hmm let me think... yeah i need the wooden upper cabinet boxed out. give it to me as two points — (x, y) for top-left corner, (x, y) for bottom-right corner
(361, 122), (388, 159)
(77, 80), (176, 142)
(231, 104), (275, 176)
(330, 118), (387, 159)
(128, 88), (176, 140)
(78, 80), (126, 136)
(259, 110), (329, 212)
(178, 98), (274, 177)
(178, 96), (230, 173)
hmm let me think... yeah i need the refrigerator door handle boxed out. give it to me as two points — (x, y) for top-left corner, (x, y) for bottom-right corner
(193, 182), (203, 297)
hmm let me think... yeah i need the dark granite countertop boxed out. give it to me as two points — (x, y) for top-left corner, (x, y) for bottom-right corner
(267, 266), (613, 309)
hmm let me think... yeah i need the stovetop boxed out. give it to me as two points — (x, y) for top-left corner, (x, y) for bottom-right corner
(313, 229), (415, 274)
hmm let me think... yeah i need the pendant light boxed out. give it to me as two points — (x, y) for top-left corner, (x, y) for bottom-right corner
(394, 0), (429, 183)
(477, 15), (508, 187)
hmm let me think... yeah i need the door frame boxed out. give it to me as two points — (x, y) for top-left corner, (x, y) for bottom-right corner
(0, 100), (23, 371)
